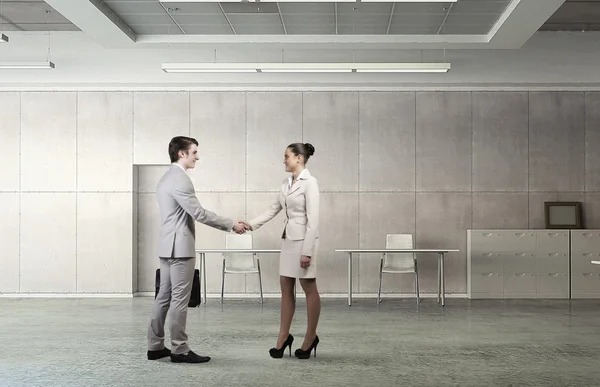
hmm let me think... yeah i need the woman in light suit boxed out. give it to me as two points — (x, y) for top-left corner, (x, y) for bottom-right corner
(248, 143), (320, 359)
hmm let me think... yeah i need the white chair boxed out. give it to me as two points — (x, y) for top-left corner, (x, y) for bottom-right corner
(378, 234), (420, 305)
(221, 234), (263, 304)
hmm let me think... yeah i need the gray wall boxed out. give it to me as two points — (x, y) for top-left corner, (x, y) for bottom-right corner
(1, 91), (599, 295)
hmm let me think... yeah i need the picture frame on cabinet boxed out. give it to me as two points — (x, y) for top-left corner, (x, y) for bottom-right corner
(544, 201), (583, 229)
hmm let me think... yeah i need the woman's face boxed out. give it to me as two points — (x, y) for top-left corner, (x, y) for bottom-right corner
(283, 147), (302, 172)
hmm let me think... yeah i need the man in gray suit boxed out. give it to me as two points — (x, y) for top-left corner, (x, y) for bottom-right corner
(147, 136), (249, 364)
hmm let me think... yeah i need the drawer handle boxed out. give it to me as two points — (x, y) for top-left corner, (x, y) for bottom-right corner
(482, 273), (493, 277)
(515, 273), (525, 277)
(483, 253), (493, 257)
(583, 273), (593, 277)
(548, 273), (559, 277)
(546, 253), (559, 257)
(583, 233), (593, 237)
(515, 233), (525, 238)
(482, 233), (492, 237)
(583, 253), (593, 257)
(548, 233), (559, 238)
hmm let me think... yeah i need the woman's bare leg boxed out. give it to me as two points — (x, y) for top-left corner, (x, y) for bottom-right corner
(276, 276), (296, 348)
(299, 278), (321, 350)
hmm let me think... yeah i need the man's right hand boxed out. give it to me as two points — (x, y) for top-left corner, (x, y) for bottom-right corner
(232, 221), (251, 234)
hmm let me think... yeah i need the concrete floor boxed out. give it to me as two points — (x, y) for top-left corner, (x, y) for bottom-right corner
(0, 298), (599, 387)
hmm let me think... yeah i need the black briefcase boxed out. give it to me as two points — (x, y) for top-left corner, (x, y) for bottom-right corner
(155, 268), (201, 307)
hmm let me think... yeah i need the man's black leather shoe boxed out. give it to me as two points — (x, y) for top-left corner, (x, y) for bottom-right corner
(170, 350), (211, 364)
(147, 348), (171, 360)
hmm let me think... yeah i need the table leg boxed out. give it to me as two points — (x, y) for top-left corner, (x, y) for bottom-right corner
(202, 253), (207, 304)
(437, 253), (441, 304)
(348, 253), (353, 306)
(441, 252), (446, 307)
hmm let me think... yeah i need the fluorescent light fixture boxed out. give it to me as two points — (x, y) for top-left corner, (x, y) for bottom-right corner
(162, 63), (257, 72)
(0, 61), (55, 69)
(159, 0), (454, 2)
(159, 0), (355, 2)
(163, 62), (450, 73)
(361, 0), (457, 2)
(0, 34), (8, 43)
(353, 62), (450, 73)
(260, 63), (353, 72)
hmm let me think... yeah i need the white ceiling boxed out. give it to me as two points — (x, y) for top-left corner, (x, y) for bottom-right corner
(0, 0), (78, 31)
(3, 0), (594, 50)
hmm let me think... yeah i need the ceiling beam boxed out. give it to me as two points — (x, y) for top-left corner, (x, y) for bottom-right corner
(43, 0), (135, 47)
(135, 33), (488, 50)
(436, 3), (453, 35)
(487, 0), (567, 48)
(276, 3), (287, 34)
(218, 2), (236, 34)
(386, 3), (395, 35)
(160, 3), (186, 34)
(334, 3), (338, 35)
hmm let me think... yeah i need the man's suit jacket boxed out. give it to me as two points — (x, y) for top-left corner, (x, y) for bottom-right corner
(157, 165), (234, 258)
(249, 169), (319, 257)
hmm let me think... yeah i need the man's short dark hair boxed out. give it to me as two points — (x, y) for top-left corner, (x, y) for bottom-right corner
(168, 136), (199, 163)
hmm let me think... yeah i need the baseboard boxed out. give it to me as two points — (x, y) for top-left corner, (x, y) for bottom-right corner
(0, 292), (468, 299)
(0, 293), (134, 298)
(134, 292), (468, 299)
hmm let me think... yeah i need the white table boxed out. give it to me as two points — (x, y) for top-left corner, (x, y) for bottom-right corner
(195, 249), (281, 304)
(335, 249), (459, 307)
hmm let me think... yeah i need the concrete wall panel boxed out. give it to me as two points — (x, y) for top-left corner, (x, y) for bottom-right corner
(133, 92), (189, 165)
(77, 193), (133, 293)
(303, 92), (359, 191)
(21, 92), (76, 191)
(190, 92), (246, 191)
(359, 92), (415, 191)
(529, 92), (585, 191)
(0, 93), (20, 191)
(20, 193), (76, 292)
(472, 92), (529, 191)
(247, 92), (303, 191)
(78, 92), (133, 191)
(416, 92), (472, 191)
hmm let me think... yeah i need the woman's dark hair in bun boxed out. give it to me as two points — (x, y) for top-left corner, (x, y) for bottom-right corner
(287, 142), (315, 164)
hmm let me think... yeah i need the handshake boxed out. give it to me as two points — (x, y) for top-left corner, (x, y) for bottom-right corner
(232, 221), (252, 234)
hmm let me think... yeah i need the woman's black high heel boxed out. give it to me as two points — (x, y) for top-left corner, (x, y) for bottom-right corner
(294, 335), (319, 359)
(269, 334), (294, 358)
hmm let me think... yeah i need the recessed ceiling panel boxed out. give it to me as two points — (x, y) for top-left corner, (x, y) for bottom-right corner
(221, 2), (279, 14)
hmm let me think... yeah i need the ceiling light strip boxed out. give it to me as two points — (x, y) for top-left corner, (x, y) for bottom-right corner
(0, 61), (56, 69)
(162, 62), (450, 73)
(159, 0), (456, 2)
(158, 0), (355, 2)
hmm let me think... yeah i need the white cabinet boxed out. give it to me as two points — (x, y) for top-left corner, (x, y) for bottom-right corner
(468, 230), (569, 299)
(570, 231), (600, 299)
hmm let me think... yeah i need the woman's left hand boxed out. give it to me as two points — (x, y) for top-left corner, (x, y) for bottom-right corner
(300, 255), (311, 269)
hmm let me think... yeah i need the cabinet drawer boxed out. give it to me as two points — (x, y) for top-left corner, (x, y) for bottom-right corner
(471, 253), (503, 273)
(536, 273), (568, 294)
(571, 273), (600, 298)
(471, 272), (503, 294)
(536, 231), (569, 254)
(571, 253), (600, 274)
(503, 253), (537, 273)
(571, 231), (600, 255)
(503, 272), (536, 294)
(537, 253), (569, 273)
(470, 231), (536, 253)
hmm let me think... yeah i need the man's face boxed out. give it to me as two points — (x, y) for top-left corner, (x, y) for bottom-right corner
(180, 144), (199, 169)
